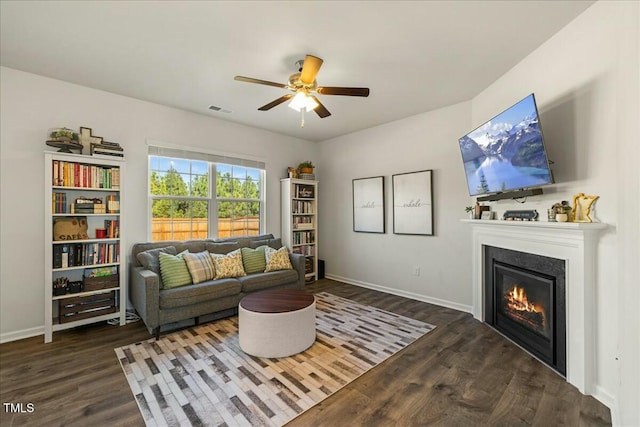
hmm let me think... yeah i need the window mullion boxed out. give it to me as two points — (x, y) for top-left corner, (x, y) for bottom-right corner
(210, 163), (218, 239)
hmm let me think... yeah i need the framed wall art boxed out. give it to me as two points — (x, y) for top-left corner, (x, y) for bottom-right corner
(392, 170), (434, 235)
(352, 176), (385, 233)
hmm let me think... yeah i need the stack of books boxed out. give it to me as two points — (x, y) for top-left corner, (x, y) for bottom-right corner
(71, 197), (105, 214)
(91, 141), (124, 158)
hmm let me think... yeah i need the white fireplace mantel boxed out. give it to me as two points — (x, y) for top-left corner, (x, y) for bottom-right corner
(463, 219), (608, 395)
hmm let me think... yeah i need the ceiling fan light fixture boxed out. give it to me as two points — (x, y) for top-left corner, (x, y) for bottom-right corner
(288, 91), (318, 112)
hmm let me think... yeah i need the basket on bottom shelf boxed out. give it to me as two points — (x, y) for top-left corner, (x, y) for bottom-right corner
(83, 274), (119, 291)
(58, 291), (117, 323)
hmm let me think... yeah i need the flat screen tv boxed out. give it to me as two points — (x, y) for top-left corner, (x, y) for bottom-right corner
(458, 93), (553, 200)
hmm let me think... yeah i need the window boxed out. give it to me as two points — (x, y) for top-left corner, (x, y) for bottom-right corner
(216, 164), (261, 238)
(148, 147), (265, 241)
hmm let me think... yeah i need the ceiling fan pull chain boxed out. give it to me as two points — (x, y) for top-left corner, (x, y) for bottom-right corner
(300, 107), (306, 128)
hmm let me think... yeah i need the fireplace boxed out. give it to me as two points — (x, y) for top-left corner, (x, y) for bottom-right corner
(468, 220), (606, 394)
(484, 246), (566, 376)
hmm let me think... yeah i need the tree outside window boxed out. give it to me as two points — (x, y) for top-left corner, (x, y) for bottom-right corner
(149, 156), (262, 241)
(216, 164), (261, 238)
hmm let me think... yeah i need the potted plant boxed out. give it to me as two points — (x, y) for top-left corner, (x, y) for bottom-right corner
(465, 206), (474, 219)
(48, 128), (78, 142)
(298, 161), (315, 174)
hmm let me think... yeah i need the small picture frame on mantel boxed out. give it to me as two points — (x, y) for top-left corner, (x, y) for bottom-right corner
(481, 211), (494, 220)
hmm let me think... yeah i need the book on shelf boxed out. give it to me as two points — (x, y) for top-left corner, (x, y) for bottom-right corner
(106, 194), (120, 213)
(52, 192), (67, 213)
(71, 204), (106, 214)
(91, 142), (124, 157)
(53, 242), (120, 268)
(100, 141), (121, 148)
(71, 197), (105, 214)
(103, 219), (120, 238)
(52, 160), (120, 189)
(90, 142), (123, 151)
(293, 230), (315, 244)
(293, 216), (314, 229)
(292, 245), (315, 256)
(92, 150), (124, 157)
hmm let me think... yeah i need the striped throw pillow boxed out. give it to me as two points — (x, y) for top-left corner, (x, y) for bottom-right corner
(158, 250), (192, 289)
(183, 251), (215, 284)
(240, 246), (266, 274)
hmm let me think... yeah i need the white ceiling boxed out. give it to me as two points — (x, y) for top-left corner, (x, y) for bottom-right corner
(0, 1), (594, 142)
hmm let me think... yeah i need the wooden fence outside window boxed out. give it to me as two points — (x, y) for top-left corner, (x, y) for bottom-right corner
(151, 217), (259, 241)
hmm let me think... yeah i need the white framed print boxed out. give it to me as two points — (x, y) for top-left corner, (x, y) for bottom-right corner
(392, 170), (434, 235)
(352, 176), (385, 233)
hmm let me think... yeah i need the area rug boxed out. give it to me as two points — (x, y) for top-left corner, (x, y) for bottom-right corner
(115, 292), (434, 426)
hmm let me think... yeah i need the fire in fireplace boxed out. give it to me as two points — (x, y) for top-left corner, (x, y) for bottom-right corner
(484, 246), (566, 376)
(504, 284), (546, 334)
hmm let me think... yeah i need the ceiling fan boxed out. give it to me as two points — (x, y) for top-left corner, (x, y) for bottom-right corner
(234, 55), (370, 126)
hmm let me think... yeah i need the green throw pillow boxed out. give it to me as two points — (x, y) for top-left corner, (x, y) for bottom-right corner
(159, 250), (191, 289)
(241, 246), (267, 274)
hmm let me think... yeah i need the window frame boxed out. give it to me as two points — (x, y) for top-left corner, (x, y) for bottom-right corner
(147, 152), (266, 241)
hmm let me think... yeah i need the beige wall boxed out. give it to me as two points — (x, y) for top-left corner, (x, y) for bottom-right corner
(0, 66), (317, 341)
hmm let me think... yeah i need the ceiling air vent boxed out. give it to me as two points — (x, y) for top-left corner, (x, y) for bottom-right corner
(208, 105), (232, 114)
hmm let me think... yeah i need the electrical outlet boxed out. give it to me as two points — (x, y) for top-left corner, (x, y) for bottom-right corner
(412, 266), (420, 276)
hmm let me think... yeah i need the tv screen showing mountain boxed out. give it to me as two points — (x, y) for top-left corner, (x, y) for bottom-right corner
(458, 94), (553, 197)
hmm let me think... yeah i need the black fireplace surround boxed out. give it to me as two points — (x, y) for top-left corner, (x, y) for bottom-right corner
(484, 246), (566, 376)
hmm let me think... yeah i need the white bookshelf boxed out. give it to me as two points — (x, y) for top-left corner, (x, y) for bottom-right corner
(44, 152), (126, 343)
(281, 178), (318, 283)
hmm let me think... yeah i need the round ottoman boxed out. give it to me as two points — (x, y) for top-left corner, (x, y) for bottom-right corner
(239, 289), (316, 358)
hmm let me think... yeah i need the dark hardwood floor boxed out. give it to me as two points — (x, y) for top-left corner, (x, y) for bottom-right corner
(0, 279), (611, 426)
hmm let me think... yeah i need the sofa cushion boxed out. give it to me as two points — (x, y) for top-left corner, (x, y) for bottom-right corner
(240, 246), (266, 274)
(205, 241), (240, 254)
(211, 249), (246, 279)
(215, 233), (274, 249)
(238, 270), (299, 293)
(137, 246), (177, 275)
(249, 237), (282, 250)
(264, 246), (293, 272)
(174, 241), (206, 255)
(159, 279), (241, 309)
(159, 250), (192, 289)
(183, 251), (216, 284)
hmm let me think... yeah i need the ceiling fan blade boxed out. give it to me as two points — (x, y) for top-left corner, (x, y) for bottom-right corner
(258, 94), (293, 111)
(310, 96), (331, 118)
(299, 55), (323, 85)
(234, 76), (288, 89)
(316, 87), (370, 97)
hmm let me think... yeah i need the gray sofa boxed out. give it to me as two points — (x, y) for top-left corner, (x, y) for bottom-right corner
(130, 234), (305, 338)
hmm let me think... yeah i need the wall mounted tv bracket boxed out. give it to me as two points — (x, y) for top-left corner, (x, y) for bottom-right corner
(503, 210), (539, 221)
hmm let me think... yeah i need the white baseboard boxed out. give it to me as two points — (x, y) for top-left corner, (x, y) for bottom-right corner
(325, 274), (473, 314)
(0, 326), (43, 344)
(593, 385), (617, 425)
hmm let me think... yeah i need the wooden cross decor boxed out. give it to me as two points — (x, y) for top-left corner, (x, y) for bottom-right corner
(79, 127), (103, 156)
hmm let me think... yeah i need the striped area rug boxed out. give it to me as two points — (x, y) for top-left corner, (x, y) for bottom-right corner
(115, 292), (434, 426)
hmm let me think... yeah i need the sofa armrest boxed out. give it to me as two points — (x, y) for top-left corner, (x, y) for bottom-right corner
(289, 253), (306, 289)
(130, 266), (160, 331)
